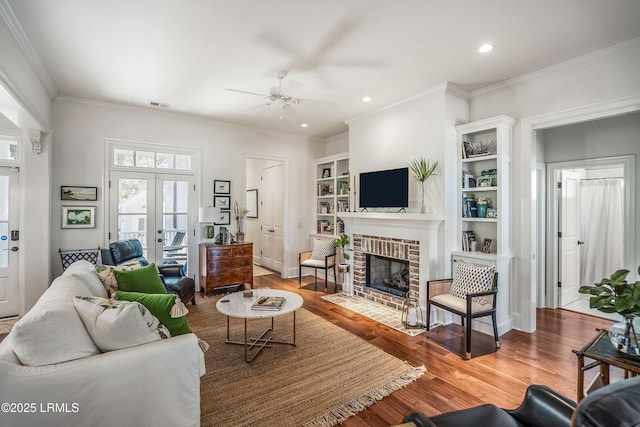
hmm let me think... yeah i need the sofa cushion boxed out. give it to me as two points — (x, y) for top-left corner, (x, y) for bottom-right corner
(73, 296), (171, 352)
(63, 260), (109, 298)
(114, 263), (166, 295)
(115, 291), (191, 336)
(11, 276), (100, 366)
(311, 238), (335, 260)
(450, 261), (495, 303)
(95, 259), (141, 295)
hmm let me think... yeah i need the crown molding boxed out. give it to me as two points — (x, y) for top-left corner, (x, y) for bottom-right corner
(0, 0), (58, 100)
(471, 37), (640, 99)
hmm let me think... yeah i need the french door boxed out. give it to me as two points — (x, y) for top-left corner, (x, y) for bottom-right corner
(0, 167), (19, 318)
(260, 164), (283, 272)
(109, 171), (195, 268)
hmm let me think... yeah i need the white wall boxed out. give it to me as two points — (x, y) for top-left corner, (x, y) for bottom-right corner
(469, 38), (640, 332)
(51, 97), (323, 279)
(0, 15), (53, 313)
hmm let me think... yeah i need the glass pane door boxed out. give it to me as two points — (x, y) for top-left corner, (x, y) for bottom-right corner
(158, 176), (190, 265)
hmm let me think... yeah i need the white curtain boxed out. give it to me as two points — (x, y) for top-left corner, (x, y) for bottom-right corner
(579, 178), (624, 287)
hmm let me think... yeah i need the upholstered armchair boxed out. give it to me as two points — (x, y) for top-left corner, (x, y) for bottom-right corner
(426, 261), (499, 359)
(101, 239), (196, 305)
(298, 238), (337, 292)
(400, 376), (640, 427)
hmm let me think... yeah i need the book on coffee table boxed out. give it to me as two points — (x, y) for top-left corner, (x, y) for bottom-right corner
(251, 296), (286, 311)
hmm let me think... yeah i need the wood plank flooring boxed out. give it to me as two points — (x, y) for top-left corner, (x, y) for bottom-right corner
(248, 273), (616, 426)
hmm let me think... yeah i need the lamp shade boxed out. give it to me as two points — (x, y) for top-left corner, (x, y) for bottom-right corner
(198, 206), (219, 223)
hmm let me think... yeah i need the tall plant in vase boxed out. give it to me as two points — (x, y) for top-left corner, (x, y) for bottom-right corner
(408, 157), (438, 214)
(334, 234), (351, 266)
(233, 201), (248, 243)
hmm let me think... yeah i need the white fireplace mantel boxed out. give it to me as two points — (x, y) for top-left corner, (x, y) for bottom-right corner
(338, 211), (445, 301)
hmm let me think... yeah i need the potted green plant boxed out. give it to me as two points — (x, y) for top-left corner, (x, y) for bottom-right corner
(579, 266), (640, 355)
(408, 157), (438, 214)
(334, 234), (351, 266)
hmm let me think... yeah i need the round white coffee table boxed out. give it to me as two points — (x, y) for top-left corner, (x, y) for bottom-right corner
(216, 289), (303, 362)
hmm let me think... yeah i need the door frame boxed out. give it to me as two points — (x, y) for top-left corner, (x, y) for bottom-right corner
(545, 155), (634, 308)
(104, 139), (200, 277)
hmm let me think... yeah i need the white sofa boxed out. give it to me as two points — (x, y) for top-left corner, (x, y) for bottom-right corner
(0, 260), (205, 427)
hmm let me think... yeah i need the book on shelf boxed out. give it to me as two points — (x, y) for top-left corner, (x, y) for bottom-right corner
(251, 296), (286, 311)
(462, 230), (476, 251)
(462, 194), (477, 218)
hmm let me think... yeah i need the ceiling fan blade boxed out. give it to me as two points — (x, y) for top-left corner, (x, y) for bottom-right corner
(313, 15), (361, 58)
(280, 104), (300, 123)
(297, 98), (336, 109)
(226, 88), (269, 98)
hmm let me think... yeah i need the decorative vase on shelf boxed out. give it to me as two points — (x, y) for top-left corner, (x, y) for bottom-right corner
(420, 182), (426, 214)
(609, 317), (640, 356)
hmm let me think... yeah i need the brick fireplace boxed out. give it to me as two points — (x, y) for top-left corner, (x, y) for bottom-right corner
(338, 212), (444, 312)
(353, 234), (419, 310)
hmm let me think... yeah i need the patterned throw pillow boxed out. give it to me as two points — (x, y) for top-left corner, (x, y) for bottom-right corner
(311, 238), (335, 260)
(73, 296), (171, 352)
(449, 261), (496, 303)
(95, 259), (141, 296)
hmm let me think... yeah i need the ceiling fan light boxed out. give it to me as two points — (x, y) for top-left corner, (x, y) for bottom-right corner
(478, 43), (494, 53)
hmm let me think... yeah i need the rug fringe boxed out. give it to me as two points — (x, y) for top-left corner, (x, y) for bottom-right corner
(301, 364), (426, 427)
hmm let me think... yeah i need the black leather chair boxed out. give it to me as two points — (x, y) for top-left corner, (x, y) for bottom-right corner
(401, 376), (640, 427)
(101, 239), (196, 305)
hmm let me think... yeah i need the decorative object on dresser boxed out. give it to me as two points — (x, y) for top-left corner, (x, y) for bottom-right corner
(199, 242), (253, 295)
(233, 200), (248, 243)
(198, 206), (219, 241)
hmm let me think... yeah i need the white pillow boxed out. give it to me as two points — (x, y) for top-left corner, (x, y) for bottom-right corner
(63, 260), (108, 298)
(11, 276), (100, 366)
(73, 296), (171, 352)
(449, 261), (496, 302)
(311, 238), (335, 260)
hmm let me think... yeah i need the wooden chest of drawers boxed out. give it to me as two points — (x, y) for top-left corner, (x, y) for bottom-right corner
(199, 243), (253, 295)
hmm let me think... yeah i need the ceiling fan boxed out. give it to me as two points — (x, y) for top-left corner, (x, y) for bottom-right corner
(226, 71), (334, 122)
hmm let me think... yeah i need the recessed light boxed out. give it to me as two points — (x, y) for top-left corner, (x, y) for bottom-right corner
(478, 44), (494, 53)
(362, 96), (372, 103)
(300, 123), (308, 128)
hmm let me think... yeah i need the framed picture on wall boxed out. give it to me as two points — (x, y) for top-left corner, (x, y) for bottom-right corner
(214, 211), (230, 225)
(214, 195), (231, 210)
(246, 189), (258, 218)
(62, 206), (95, 228)
(214, 180), (230, 194)
(61, 186), (98, 201)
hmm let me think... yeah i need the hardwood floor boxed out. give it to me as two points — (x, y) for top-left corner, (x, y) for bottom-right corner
(250, 273), (616, 426)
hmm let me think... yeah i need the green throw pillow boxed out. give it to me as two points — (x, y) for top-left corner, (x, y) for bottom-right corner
(114, 291), (192, 336)
(113, 263), (167, 295)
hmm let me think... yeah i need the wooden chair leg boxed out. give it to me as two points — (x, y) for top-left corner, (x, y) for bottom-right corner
(425, 302), (431, 336)
(314, 268), (318, 291)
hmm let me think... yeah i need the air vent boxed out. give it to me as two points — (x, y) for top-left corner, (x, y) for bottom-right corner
(149, 101), (169, 108)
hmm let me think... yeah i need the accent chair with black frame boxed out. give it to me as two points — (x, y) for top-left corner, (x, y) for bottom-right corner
(298, 237), (337, 292)
(101, 239), (196, 305)
(426, 261), (499, 359)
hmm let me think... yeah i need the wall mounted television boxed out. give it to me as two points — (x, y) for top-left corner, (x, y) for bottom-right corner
(359, 167), (409, 209)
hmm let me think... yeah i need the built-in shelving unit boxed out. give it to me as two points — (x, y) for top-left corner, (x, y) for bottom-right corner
(314, 152), (349, 237)
(452, 115), (516, 336)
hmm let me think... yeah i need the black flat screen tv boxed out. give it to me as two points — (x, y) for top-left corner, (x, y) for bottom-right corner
(359, 167), (409, 209)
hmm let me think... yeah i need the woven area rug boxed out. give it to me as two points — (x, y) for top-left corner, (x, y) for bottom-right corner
(188, 297), (425, 427)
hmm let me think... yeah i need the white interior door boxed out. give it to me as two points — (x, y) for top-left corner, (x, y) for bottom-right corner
(260, 164), (283, 272)
(0, 167), (19, 318)
(109, 171), (194, 268)
(559, 170), (581, 306)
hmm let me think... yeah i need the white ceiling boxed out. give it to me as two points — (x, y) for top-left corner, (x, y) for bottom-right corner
(6, 0), (640, 138)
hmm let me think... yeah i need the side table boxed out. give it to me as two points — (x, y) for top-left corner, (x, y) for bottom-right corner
(573, 329), (640, 402)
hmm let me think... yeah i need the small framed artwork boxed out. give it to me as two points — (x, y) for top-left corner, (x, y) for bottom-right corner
(486, 209), (498, 218)
(246, 189), (258, 218)
(61, 186), (98, 201)
(214, 195), (231, 210)
(215, 211), (230, 225)
(477, 178), (492, 187)
(481, 238), (493, 254)
(214, 180), (230, 194)
(322, 168), (331, 178)
(62, 206), (95, 228)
